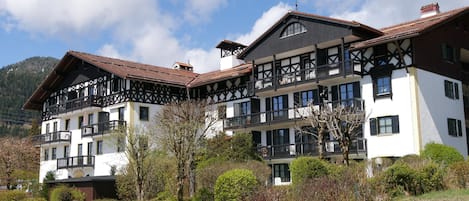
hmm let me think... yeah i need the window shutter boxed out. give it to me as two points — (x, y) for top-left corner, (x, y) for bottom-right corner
(313, 89), (319, 105)
(370, 118), (377, 136)
(267, 131), (272, 146)
(441, 43), (448, 60)
(457, 120), (462, 137)
(234, 103), (240, 117)
(444, 80), (452, 98)
(454, 83), (459, 99)
(392, 116), (400, 133)
(282, 95), (288, 109)
(294, 92), (299, 107)
(353, 81), (360, 98)
(265, 98), (271, 111)
(331, 85), (338, 102)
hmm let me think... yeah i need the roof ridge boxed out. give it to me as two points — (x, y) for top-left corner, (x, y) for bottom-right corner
(380, 6), (468, 32)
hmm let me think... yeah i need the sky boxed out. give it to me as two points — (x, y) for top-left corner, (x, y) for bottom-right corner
(0, 0), (468, 73)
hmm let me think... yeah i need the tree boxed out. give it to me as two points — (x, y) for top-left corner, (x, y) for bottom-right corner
(0, 137), (38, 190)
(154, 100), (218, 201)
(116, 126), (153, 201)
(299, 100), (365, 166)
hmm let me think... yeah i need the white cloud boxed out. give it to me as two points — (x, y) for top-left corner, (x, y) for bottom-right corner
(184, 0), (227, 24)
(235, 2), (292, 45)
(330, 0), (469, 28)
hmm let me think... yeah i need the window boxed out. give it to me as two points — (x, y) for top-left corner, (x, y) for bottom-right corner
(370, 115), (399, 135)
(51, 147), (57, 160)
(45, 123), (50, 134)
(273, 164), (291, 183)
(294, 89), (319, 107)
(118, 107), (125, 121)
(53, 122), (58, 132)
(269, 95), (288, 120)
(64, 145), (69, 158)
(87, 142), (93, 156)
(280, 22), (306, 38)
(139, 106), (149, 121)
(78, 144), (83, 156)
(97, 140), (103, 155)
(441, 43), (456, 62)
(375, 76), (392, 97)
(444, 80), (459, 99)
(65, 119), (70, 131)
(78, 116), (84, 129)
(447, 118), (463, 137)
(43, 148), (49, 161)
(88, 113), (94, 125)
(112, 78), (125, 93)
(234, 101), (250, 117)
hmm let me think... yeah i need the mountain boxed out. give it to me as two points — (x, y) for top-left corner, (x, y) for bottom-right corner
(0, 56), (59, 137)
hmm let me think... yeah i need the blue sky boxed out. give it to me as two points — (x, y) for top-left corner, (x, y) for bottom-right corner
(0, 0), (468, 72)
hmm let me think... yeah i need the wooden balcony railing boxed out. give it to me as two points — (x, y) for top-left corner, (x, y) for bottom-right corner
(248, 60), (361, 92)
(32, 131), (71, 145)
(257, 138), (367, 159)
(82, 120), (126, 137)
(43, 96), (103, 118)
(57, 156), (95, 169)
(224, 98), (364, 129)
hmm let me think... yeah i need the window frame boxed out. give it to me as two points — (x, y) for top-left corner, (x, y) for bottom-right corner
(447, 118), (463, 137)
(97, 140), (103, 155)
(375, 76), (392, 96)
(370, 115), (399, 136)
(51, 147), (57, 160)
(43, 148), (49, 161)
(444, 80), (459, 100)
(139, 106), (149, 121)
(280, 22), (307, 38)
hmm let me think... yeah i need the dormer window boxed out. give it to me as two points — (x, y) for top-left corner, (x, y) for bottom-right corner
(280, 22), (306, 38)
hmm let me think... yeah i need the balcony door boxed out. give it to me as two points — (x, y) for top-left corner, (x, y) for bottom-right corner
(266, 95), (288, 121)
(267, 129), (290, 157)
(331, 81), (360, 107)
(77, 144), (83, 165)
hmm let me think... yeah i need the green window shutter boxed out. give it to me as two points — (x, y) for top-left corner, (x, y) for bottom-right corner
(392, 115), (400, 133)
(370, 118), (377, 136)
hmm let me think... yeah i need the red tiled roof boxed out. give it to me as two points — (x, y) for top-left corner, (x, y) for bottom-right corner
(352, 6), (469, 49)
(69, 51), (198, 86)
(188, 63), (252, 87)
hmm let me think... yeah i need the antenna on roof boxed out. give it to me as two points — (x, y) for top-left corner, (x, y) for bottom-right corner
(295, 0), (298, 11)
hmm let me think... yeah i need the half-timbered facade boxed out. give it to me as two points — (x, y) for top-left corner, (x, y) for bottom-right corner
(24, 4), (469, 198)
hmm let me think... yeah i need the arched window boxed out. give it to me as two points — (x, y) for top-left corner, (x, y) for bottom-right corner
(280, 22), (307, 38)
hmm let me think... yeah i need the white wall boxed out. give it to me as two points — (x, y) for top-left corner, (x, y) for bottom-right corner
(362, 69), (418, 158)
(416, 69), (468, 156)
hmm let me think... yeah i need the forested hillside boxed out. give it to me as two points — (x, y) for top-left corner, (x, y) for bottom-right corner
(0, 57), (58, 137)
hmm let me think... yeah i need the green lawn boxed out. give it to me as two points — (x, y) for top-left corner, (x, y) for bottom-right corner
(396, 189), (469, 201)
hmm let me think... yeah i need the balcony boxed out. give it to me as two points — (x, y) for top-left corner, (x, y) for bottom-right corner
(249, 60), (360, 93)
(258, 138), (367, 160)
(57, 156), (95, 169)
(224, 98), (364, 129)
(43, 96), (103, 119)
(32, 131), (71, 145)
(82, 120), (126, 137)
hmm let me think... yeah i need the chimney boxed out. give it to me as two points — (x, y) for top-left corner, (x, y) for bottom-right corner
(420, 3), (440, 18)
(173, 62), (193, 72)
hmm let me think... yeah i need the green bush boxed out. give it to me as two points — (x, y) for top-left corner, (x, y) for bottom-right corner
(381, 161), (419, 196)
(0, 190), (27, 201)
(290, 157), (329, 185)
(192, 187), (214, 201)
(22, 198), (47, 201)
(447, 160), (469, 189)
(417, 161), (445, 193)
(421, 143), (464, 166)
(49, 185), (85, 201)
(214, 169), (258, 201)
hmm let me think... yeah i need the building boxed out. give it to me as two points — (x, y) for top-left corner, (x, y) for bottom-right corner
(24, 4), (469, 199)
